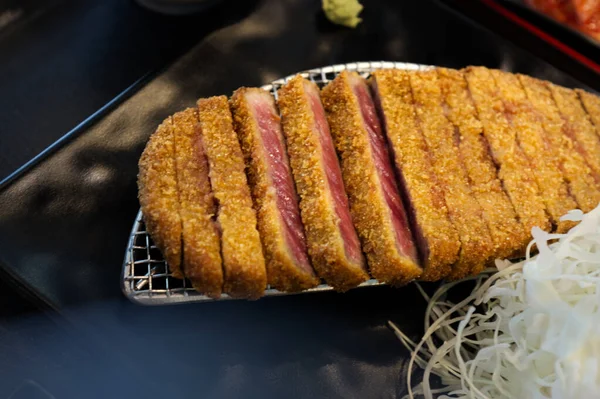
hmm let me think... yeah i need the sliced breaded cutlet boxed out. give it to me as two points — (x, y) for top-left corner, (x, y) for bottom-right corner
(547, 82), (600, 186)
(409, 70), (493, 278)
(370, 69), (460, 281)
(277, 75), (369, 291)
(172, 108), (223, 298)
(490, 70), (577, 233)
(138, 117), (183, 279)
(197, 96), (267, 299)
(465, 67), (551, 242)
(321, 71), (422, 286)
(230, 88), (319, 292)
(519, 75), (600, 212)
(437, 68), (526, 260)
(578, 89), (600, 139)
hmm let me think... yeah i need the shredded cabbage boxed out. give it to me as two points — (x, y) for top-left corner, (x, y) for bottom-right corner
(391, 204), (600, 399)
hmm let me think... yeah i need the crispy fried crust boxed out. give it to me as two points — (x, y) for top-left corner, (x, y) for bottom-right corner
(197, 96), (267, 299)
(437, 68), (526, 260)
(172, 109), (223, 298)
(321, 71), (422, 286)
(277, 76), (369, 291)
(370, 69), (459, 281)
(578, 89), (600, 138)
(410, 70), (493, 278)
(490, 70), (577, 233)
(519, 75), (600, 212)
(547, 83), (600, 184)
(465, 67), (551, 242)
(138, 118), (183, 279)
(230, 88), (319, 292)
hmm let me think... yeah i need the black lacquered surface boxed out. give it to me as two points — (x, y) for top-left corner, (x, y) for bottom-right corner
(0, 0), (596, 397)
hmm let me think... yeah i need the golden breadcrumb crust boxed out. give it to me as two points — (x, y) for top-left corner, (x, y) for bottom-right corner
(410, 70), (493, 279)
(138, 118), (183, 279)
(519, 75), (600, 212)
(578, 89), (600, 138)
(465, 67), (551, 243)
(370, 69), (459, 281)
(437, 68), (526, 260)
(197, 96), (267, 299)
(172, 108), (223, 298)
(230, 88), (319, 292)
(321, 71), (422, 286)
(277, 75), (369, 291)
(548, 83), (600, 184)
(490, 70), (577, 233)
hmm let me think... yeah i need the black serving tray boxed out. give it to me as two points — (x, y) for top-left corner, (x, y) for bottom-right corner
(0, 0), (596, 397)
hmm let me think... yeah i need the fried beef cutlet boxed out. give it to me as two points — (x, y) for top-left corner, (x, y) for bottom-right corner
(138, 66), (600, 298)
(197, 96), (267, 299)
(409, 70), (493, 278)
(138, 117), (183, 279)
(230, 88), (319, 293)
(437, 68), (526, 260)
(490, 70), (577, 233)
(370, 69), (460, 281)
(277, 75), (369, 291)
(172, 108), (223, 298)
(465, 67), (551, 242)
(321, 71), (422, 286)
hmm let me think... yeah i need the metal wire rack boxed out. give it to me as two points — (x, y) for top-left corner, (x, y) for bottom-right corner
(122, 61), (431, 305)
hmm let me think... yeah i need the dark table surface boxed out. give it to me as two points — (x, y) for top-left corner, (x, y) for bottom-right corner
(0, 0), (598, 397)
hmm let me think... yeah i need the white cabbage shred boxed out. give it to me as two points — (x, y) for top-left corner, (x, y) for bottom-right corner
(391, 204), (600, 399)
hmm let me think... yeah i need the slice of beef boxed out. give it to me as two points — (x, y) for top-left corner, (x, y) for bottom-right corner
(519, 75), (600, 213)
(577, 88), (600, 139)
(465, 66), (551, 243)
(409, 70), (493, 279)
(230, 88), (319, 292)
(197, 96), (267, 299)
(321, 71), (422, 286)
(490, 70), (577, 233)
(370, 69), (460, 282)
(438, 68), (526, 260)
(277, 75), (368, 292)
(548, 83), (600, 185)
(172, 108), (223, 298)
(137, 117), (183, 279)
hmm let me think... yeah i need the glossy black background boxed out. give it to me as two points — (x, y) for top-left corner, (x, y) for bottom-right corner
(0, 0), (597, 397)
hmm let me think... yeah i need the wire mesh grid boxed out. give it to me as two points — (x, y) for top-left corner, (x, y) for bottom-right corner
(122, 61), (431, 305)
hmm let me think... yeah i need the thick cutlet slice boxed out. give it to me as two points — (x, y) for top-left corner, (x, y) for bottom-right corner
(578, 89), (600, 137)
(490, 70), (577, 233)
(370, 69), (459, 281)
(172, 109), (223, 298)
(520, 75), (600, 212)
(547, 83), (600, 184)
(277, 75), (368, 291)
(409, 70), (493, 278)
(321, 71), (422, 286)
(465, 67), (551, 241)
(437, 68), (525, 260)
(230, 88), (319, 292)
(138, 117), (183, 279)
(197, 96), (267, 299)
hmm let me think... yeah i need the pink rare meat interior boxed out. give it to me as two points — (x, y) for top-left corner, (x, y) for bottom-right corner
(249, 93), (314, 274)
(351, 76), (418, 262)
(304, 82), (363, 264)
